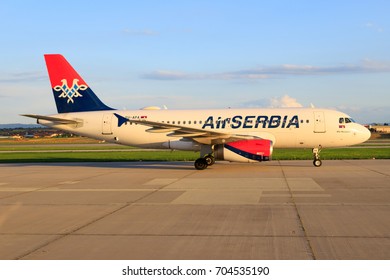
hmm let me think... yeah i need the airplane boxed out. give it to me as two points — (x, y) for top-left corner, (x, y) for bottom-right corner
(23, 54), (371, 170)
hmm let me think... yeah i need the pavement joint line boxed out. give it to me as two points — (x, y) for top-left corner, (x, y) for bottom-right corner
(279, 160), (317, 260)
(14, 203), (132, 260)
(2, 232), (390, 238)
(2, 160), (389, 259)
(2, 202), (389, 206)
(0, 170), (119, 200)
(15, 169), (198, 260)
(342, 159), (390, 177)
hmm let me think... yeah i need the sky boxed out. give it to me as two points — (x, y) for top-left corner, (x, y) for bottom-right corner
(0, 0), (389, 124)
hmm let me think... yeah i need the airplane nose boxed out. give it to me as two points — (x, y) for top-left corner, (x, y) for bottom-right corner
(360, 126), (371, 143)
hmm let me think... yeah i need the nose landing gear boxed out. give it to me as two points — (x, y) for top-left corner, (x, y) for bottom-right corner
(312, 146), (322, 167)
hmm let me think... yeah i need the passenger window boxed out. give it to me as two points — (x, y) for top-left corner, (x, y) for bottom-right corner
(339, 118), (345, 124)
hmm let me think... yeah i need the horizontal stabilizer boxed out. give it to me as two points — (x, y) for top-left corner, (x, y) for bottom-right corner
(21, 114), (81, 124)
(114, 113), (128, 127)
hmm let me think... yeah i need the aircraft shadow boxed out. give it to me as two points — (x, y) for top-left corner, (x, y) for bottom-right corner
(7, 161), (195, 170)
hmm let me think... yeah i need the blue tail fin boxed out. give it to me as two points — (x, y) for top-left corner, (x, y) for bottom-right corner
(44, 54), (113, 113)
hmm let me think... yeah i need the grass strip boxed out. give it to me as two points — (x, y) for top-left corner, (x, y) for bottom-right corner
(0, 150), (198, 163)
(0, 148), (389, 163)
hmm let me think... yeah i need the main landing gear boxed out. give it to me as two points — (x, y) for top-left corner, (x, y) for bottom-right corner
(194, 154), (215, 170)
(312, 146), (322, 167)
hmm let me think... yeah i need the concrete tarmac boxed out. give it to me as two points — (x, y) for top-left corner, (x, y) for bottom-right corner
(0, 160), (389, 260)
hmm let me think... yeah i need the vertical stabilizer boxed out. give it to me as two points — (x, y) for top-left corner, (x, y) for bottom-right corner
(44, 54), (113, 113)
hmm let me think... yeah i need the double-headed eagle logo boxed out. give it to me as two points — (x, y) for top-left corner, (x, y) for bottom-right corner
(54, 79), (87, 103)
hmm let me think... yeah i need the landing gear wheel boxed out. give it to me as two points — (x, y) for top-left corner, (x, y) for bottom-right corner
(194, 158), (208, 170)
(204, 155), (215, 166)
(312, 146), (322, 167)
(313, 159), (322, 167)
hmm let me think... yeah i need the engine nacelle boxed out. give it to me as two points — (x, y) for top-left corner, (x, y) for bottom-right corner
(162, 140), (200, 151)
(214, 139), (273, 163)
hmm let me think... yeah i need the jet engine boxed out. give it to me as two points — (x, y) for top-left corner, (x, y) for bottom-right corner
(214, 139), (273, 163)
(162, 139), (200, 151)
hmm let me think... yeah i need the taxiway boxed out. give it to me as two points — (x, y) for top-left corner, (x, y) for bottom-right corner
(0, 160), (389, 259)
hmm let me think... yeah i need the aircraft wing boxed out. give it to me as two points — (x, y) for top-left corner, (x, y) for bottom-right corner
(21, 114), (82, 124)
(114, 113), (263, 145)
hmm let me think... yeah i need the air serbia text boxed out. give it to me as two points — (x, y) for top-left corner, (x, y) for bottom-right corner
(202, 115), (300, 129)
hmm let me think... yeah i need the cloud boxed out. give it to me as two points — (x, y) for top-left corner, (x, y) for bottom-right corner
(231, 60), (390, 76)
(269, 95), (303, 108)
(334, 105), (390, 123)
(0, 71), (46, 83)
(141, 70), (270, 80)
(364, 22), (384, 33)
(141, 60), (390, 81)
(142, 70), (196, 80)
(242, 95), (303, 108)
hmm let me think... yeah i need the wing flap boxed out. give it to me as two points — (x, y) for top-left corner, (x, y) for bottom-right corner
(146, 127), (181, 133)
(114, 113), (264, 144)
(167, 132), (208, 137)
(124, 117), (225, 140)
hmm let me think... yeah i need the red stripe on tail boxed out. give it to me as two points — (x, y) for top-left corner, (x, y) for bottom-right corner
(44, 54), (88, 88)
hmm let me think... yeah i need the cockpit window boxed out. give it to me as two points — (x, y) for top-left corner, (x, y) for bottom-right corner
(339, 117), (356, 124)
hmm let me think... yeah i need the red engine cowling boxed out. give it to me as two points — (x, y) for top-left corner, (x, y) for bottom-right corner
(214, 139), (273, 163)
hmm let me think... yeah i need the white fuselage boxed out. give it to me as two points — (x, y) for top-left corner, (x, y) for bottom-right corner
(38, 107), (371, 150)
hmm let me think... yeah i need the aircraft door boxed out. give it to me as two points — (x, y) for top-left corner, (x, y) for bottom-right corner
(313, 111), (326, 133)
(102, 113), (113, 135)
